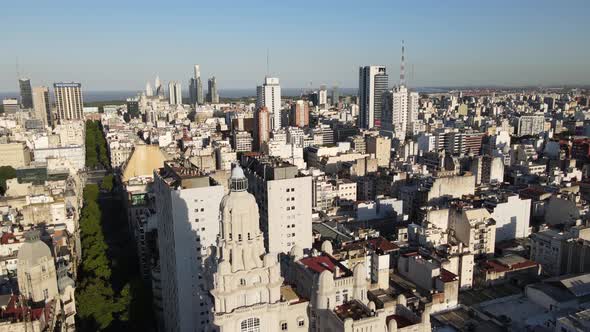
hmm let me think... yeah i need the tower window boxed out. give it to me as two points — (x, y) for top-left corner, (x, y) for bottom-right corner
(280, 322), (288, 331)
(297, 318), (305, 327)
(240, 318), (260, 332)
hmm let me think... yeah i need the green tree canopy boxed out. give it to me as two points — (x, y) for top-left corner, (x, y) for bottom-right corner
(0, 166), (16, 195)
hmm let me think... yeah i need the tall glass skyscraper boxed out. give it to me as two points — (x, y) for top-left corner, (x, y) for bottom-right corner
(358, 66), (388, 129)
(189, 64), (203, 105)
(19, 78), (33, 109)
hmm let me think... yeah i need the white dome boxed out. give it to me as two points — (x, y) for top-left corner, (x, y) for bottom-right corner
(387, 318), (398, 331)
(17, 232), (52, 266)
(290, 245), (303, 260)
(321, 240), (333, 255)
(231, 165), (245, 180)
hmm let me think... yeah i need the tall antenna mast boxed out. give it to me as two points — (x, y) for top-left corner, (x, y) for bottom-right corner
(16, 57), (20, 80)
(266, 48), (269, 77)
(400, 40), (405, 86)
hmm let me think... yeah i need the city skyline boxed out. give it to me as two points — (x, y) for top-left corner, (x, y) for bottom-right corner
(2, 0), (590, 91)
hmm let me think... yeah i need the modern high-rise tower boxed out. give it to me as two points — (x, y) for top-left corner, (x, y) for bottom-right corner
(254, 106), (271, 151)
(168, 81), (182, 105)
(19, 78), (33, 109)
(358, 66), (388, 129)
(32, 86), (51, 127)
(155, 76), (163, 97)
(256, 77), (282, 130)
(331, 85), (340, 105)
(53, 82), (83, 122)
(318, 84), (328, 106)
(290, 100), (309, 128)
(207, 76), (219, 104)
(145, 81), (153, 97)
(189, 65), (204, 105)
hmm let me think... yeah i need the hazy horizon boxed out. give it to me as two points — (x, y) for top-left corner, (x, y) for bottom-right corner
(2, 0), (590, 91)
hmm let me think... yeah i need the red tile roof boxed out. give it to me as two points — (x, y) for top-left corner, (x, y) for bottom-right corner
(299, 255), (351, 276)
(366, 237), (399, 253)
(482, 259), (538, 273)
(0, 233), (18, 245)
(439, 269), (458, 283)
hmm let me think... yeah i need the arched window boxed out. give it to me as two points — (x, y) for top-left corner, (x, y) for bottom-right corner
(240, 317), (260, 332)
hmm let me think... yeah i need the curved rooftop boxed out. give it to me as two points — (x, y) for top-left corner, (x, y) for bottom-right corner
(122, 145), (168, 183)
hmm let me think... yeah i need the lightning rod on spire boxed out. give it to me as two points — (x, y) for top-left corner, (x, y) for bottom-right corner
(400, 40), (405, 87)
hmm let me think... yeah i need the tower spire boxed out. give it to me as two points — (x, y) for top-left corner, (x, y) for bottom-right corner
(266, 48), (270, 77)
(400, 40), (405, 86)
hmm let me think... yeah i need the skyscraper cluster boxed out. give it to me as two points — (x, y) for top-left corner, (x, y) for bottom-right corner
(358, 42), (420, 139)
(4, 38), (590, 332)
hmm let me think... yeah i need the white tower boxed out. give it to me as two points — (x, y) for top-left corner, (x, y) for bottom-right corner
(168, 81), (182, 105)
(211, 166), (289, 331)
(145, 81), (153, 96)
(256, 77), (282, 130)
(194, 64), (200, 79)
(383, 41), (420, 138)
(155, 75), (162, 96)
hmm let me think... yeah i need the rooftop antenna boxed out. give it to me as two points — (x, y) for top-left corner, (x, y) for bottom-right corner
(266, 48), (270, 77)
(400, 40), (405, 87)
(16, 57), (20, 79)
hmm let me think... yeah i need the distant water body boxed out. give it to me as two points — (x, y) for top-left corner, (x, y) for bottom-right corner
(1, 87), (448, 103)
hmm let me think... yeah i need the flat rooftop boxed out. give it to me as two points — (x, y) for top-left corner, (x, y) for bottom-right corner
(459, 283), (521, 306)
(280, 285), (308, 305)
(476, 295), (552, 331)
(334, 300), (371, 321)
(386, 314), (416, 329)
(432, 306), (504, 332)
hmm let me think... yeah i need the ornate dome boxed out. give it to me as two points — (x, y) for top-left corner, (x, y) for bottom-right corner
(229, 165), (248, 191)
(17, 231), (52, 266)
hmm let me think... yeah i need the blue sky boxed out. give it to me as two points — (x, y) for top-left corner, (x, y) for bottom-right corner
(1, 0), (589, 91)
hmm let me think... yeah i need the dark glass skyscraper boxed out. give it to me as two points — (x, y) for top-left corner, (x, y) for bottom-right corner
(358, 66), (388, 129)
(207, 76), (218, 104)
(19, 78), (33, 109)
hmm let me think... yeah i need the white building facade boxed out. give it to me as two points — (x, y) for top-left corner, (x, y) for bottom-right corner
(155, 161), (225, 332)
(256, 77), (282, 130)
(211, 166), (309, 332)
